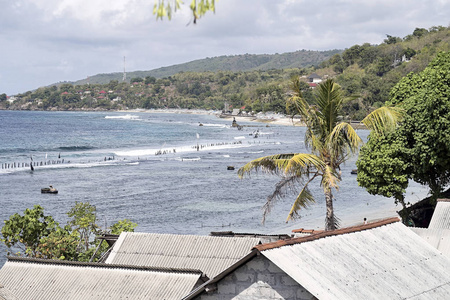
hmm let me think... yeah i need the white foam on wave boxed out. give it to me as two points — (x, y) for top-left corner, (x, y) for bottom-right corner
(105, 114), (139, 120)
(174, 157), (201, 161)
(114, 142), (252, 157)
(199, 123), (229, 128)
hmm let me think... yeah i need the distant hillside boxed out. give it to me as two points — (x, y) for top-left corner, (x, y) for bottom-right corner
(5, 25), (448, 120)
(71, 50), (341, 85)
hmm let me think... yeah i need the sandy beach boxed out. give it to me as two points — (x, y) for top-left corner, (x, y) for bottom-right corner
(124, 108), (306, 126)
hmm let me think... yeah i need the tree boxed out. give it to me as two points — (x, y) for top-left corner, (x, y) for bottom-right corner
(67, 202), (99, 252)
(2, 203), (138, 261)
(110, 219), (137, 235)
(384, 35), (401, 45)
(153, 0), (215, 24)
(357, 51), (450, 205)
(238, 77), (401, 230)
(1, 205), (59, 257)
(35, 225), (79, 260)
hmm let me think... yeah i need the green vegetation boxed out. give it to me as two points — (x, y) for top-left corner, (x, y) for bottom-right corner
(153, 0), (215, 24)
(1, 203), (137, 261)
(357, 51), (450, 216)
(2, 26), (448, 121)
(238, 78), (400, 230)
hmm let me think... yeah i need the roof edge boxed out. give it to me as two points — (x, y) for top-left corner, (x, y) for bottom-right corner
(6, 256), (204, 275)
(437, 198), (450, 202)
(254, 217), (400, 251)
(182, 249), (258, 300)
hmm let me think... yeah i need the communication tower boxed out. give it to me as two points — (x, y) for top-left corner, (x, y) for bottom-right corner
(122, 56), (126, 81)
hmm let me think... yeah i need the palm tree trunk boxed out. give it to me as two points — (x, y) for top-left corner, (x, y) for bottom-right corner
(325, 188), (336, 231)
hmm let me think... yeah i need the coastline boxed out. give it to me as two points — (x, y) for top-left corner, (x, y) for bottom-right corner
(122, 108), (306, 127)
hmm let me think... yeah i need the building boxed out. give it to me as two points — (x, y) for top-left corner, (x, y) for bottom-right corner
(184, 218), (450, 300)
(105, 232), (262, 278)
(410, 198), (450, 258)
(0, 257), (206, 300)
(307, 73), (322, 84)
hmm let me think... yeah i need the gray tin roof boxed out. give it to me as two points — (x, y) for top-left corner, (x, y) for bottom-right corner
(428, 199), (450, 229)
(106, 232), (261, 278)
(261, 221), (450, 299)
(0, 257), (204, 300)
(411, 227), (450, 258)
(185, 219), (450, 299)
(0, 284), (18, 300)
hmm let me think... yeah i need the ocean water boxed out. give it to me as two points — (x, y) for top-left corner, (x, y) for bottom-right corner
(0, 110), (428, 266)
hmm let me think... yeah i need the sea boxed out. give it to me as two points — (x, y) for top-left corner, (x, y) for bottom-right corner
(0, 110), (429, 266)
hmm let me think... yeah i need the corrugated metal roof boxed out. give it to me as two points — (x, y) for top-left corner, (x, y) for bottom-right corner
(428, 199), (450, 229)
(262, 222), (450, 300)
(411, 227), (450, 258)
(0, 284), (18, 300)
(106, 232), (261, 278)
(0, 257), (203, 300)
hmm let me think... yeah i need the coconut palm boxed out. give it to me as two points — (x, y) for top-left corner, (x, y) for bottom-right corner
(238, 77), (402, 231)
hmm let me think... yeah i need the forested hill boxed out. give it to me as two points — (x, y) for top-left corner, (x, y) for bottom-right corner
(72, 50), (341, 85)
(2, 26), (449, 121)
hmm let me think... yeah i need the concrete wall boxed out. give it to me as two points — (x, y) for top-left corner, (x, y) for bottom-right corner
(194, 255), (316, 300)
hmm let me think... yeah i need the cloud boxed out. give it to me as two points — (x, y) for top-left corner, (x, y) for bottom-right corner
(1, 0), (449, 95)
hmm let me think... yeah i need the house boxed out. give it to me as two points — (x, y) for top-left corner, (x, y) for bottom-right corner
(184, 218), (450, 300)
(105, 232), (262, 278)
(307, 73), (322, 84)
(0, 284), (17, 300)
(0, 256), (206, 300)
(410, 198), (450, 258)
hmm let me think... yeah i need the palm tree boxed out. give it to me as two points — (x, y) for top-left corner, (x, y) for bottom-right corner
(238, 77), (401, 231)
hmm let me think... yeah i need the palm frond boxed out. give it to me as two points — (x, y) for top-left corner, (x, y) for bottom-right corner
(285, 153), (325, 175)
(328, 122), (363, 155)
(362, 106), (404, 136)
(262, 175), (303, 224)
(237, 154), (296, 178)
(325, 213), (341, 231)
(285, 180), (316, 222)
(321, 165), (340, 191)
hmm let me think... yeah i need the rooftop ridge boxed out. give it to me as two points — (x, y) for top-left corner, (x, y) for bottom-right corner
(6, 256), (204, 275)
(254, 217), (400, 251)
(437, 198), (450, 202)
(123, 232), (260, 239)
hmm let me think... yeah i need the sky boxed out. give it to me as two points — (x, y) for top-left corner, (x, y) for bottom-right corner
(1, 0), (448, 96)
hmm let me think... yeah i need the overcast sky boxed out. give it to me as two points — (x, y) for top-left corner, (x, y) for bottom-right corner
(1, 0), (448, 95)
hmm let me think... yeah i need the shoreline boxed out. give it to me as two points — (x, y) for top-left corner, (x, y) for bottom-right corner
(122, 108), (307, 127)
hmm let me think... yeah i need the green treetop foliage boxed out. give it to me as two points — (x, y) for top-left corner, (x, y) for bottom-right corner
(1, 205), (59, 257)
(67, 202), (99, 252)
(1, 203), (138, 262)
(357, 51), (450, 211)
(153, 0), (215, 24)
(110, 219), (137, 235)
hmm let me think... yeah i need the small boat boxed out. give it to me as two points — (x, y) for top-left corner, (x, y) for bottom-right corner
(351, 169), (357, 175)
(227, 166), (235, 170)
(41, 185), (58, 194)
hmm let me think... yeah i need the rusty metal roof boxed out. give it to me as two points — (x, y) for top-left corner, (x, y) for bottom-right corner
(0, 257), (204, 300)
(106, 232), (261, 278)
